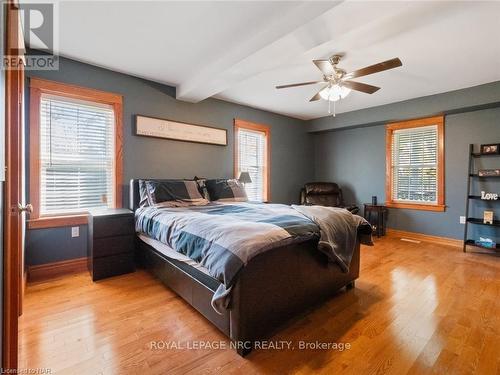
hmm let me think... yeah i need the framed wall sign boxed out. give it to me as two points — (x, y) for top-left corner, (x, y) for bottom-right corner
(135, 115), (227, 146)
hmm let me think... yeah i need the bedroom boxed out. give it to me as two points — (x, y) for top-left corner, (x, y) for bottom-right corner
(1, 0), (499, 374)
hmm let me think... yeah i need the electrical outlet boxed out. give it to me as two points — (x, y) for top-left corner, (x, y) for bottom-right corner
(459, 216), (466, 224)
(71, 226), (80, 238)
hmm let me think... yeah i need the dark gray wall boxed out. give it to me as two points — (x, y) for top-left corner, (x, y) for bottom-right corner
(309, 81), (500, 133)
(26, 226), (88, 265)
(314, 107), (500, 240)
(25, 53), (314, 265)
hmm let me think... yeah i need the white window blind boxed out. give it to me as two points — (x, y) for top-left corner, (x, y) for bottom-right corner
(392, 125), (438, 203)
(237, 128), (267, 201)
(39, 94), (115, 215)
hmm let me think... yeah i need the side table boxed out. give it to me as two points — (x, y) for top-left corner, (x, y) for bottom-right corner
(363, 204), (388, 238)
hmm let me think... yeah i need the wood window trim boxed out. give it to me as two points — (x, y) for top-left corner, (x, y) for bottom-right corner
(28, 78), (123, 228)
(27, 214), (88, 230)
(385, 115), (445, 212)
(233, 118), (271, 202)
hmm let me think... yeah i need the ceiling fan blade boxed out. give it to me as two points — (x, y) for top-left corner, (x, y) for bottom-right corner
(345, 58), (402, 79)
(309, 85), (328, 102)
(276, 80), (323, 89)
(342, 80), (380, 94)
(313, 60), (334, 75)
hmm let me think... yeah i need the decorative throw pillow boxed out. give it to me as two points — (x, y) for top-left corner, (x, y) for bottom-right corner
(205, 179), (248, 202)
(193, 176), (211, 201)
(144, 179), (209, 207)
(138, 180), (150, 207)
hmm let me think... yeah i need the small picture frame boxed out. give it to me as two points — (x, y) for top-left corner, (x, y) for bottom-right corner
(480, 143), (500, 154)
(483, 210), (494, 225)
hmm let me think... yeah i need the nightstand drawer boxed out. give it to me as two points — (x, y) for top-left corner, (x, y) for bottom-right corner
(94, 235), (135, 258)
(92, 253), (135, 281)
(93, 216), (134, 238)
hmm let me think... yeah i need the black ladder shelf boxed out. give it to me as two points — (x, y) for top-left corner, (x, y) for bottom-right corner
(463, 144), (500, 253)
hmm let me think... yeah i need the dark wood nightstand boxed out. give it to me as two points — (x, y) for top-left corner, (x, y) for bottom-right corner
(363, 204), (388, 238)
(88, 208), (136, 281)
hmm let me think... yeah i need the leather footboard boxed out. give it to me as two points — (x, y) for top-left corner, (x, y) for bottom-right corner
(137, 236), (360, 345)
(229, 239), (360, 343)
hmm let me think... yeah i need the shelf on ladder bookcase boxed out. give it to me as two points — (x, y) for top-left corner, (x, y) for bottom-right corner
(466, 218), (500, 227)
(471, 153), (500, 158)
(465, 240), (500, 252)
(467, 195), (500, 200)
(469, 174), (500, 178)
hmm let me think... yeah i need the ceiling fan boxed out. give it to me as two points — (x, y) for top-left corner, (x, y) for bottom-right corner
(276, 54), (402, 115)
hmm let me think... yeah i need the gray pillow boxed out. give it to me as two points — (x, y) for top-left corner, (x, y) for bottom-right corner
(205, 179), (248, 202)
(143, 179), (209, 207)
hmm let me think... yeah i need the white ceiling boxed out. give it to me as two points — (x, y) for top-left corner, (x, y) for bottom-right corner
(25, 1), (500, 120)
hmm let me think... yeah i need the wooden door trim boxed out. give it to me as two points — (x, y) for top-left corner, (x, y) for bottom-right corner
(3, 2), (23, 370)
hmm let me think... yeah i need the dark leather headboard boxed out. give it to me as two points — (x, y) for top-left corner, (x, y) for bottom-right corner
(130, 179), (141, 211)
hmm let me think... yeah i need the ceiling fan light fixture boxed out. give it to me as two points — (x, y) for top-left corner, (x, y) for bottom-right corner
(319, 84), (351, 102)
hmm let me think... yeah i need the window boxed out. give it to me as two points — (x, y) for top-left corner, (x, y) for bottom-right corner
(40, 96), (115, 214)
(234, 119), (270, 202)
(386, 116), (445, 211)
(29, 78), (123, 228)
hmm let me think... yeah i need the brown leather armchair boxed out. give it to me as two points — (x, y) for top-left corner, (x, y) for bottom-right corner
(300, 182), (359, 214)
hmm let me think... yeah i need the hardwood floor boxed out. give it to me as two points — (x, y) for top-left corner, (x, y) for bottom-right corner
(19, 236), (500, 375)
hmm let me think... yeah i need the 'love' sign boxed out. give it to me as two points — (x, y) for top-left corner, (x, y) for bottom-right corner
(481, 191), (499, 200)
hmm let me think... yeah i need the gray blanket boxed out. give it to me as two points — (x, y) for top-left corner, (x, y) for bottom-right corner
(136, 202), (372, 313)
(292, 205), (373, 272)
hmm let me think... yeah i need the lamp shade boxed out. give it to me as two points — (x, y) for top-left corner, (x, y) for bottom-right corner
(319, 84), (351, 102)
(238, 171), (252, 184)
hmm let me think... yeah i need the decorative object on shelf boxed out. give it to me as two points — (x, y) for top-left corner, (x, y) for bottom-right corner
(135, 115), (227, 146)
(371, 196), (377, 205)
(238, 171), (252, 187)
(474, 237), (497, 249)
(483, 210), (494, 225)
(478, 169), (500, 177)
(480, 143), (500, 155)
(481, 191), (499, 200)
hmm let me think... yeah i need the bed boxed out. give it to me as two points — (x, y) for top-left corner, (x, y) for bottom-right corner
(130, 179), (366, 356)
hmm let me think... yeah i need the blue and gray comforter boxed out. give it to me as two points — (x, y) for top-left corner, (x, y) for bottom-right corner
(135, 202), (371, 313)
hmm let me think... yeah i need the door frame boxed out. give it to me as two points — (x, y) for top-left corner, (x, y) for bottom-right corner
(3, 1), (24, 370)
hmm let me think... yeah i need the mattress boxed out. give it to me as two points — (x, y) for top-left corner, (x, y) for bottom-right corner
(137, 234), (221, 291)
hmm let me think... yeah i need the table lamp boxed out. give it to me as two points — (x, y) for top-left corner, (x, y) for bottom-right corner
(238, 171), (252, 187)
